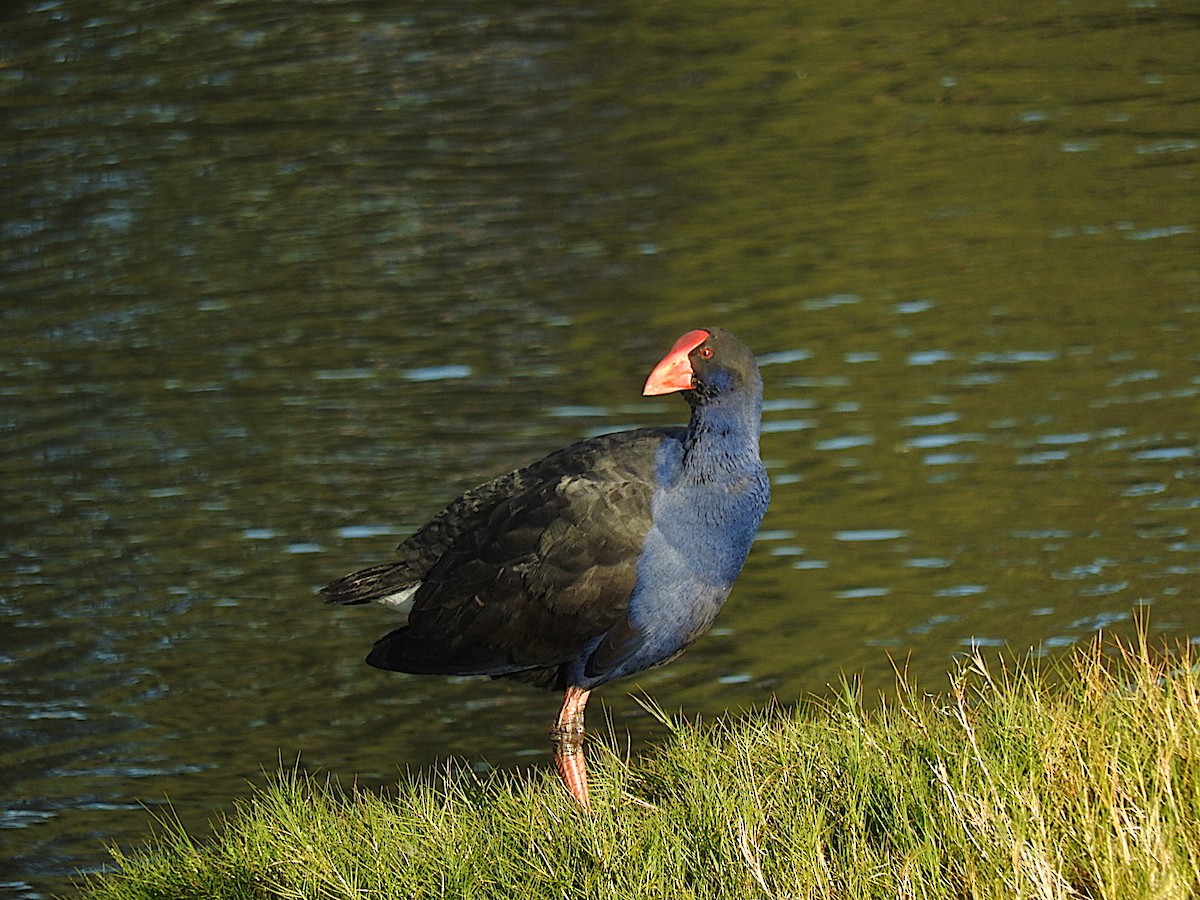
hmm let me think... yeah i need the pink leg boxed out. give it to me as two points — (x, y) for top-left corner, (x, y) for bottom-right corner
(550, 685), (591, 810)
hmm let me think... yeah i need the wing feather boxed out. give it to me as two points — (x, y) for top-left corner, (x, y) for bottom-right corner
(371, 430), (677, 677)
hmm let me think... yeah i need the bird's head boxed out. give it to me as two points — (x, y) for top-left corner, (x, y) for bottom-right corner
(642, 328), (760, 405)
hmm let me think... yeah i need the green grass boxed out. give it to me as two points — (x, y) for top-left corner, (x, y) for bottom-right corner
(78, 634), (1200, 899)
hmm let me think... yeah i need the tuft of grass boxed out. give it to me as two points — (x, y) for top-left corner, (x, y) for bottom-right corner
(78, 633), (1200, 899)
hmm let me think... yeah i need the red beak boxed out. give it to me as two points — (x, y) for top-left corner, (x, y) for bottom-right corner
(643, 329), (710, 396)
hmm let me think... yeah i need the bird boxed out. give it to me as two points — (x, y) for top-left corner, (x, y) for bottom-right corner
(321, 327), (770, 809)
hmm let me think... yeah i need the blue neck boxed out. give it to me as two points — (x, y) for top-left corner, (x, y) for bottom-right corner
(681, 385), (763, 481)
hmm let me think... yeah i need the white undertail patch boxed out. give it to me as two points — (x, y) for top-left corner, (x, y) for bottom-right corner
(375, 584), (418, 620)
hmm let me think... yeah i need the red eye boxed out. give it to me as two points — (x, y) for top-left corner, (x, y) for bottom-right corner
(699, 346), (713, 359)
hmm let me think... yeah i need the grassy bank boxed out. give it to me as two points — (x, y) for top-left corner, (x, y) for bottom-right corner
(79, 635), (1200, 899)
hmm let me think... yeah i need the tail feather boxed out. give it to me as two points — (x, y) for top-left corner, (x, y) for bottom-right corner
(320, 563), (415, 606)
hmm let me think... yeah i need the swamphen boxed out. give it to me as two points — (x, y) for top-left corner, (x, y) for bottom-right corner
(322, 328), (769, 808)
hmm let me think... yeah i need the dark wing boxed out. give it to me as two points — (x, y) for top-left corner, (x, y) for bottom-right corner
(365, 428), (678, 678)
(320, 464), (557, 605)
(321, 427), (675, 606)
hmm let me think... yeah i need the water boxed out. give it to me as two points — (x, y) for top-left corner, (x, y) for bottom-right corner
(2, 1), (1198, 894)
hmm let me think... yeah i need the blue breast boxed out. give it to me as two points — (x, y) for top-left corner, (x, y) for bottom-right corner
(573, 430), (769, 687)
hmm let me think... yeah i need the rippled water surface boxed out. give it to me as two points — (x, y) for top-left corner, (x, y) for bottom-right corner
(2, 1), (1198, 894)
